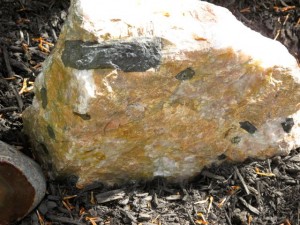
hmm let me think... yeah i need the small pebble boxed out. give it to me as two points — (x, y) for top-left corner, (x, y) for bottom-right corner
(46, 201), (58, 210)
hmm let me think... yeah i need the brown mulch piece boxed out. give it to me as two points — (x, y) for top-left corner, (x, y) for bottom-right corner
(0, 1), (299, 224)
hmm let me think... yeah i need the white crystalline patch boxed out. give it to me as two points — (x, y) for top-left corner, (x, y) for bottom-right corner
(145, 140), (187, 177)
(209, 9), (297, 69)
(73, 70), (96, 114)
(153, 157), (178, 177)
(76, 0), (299, 74)
(152, 156), (199, 177)
(102, 70), (118, 100)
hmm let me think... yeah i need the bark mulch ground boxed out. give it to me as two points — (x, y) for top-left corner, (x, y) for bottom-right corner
(0, 0), (299, 224)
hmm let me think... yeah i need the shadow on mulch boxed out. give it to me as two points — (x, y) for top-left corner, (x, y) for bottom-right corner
(0, 0), (299, 224)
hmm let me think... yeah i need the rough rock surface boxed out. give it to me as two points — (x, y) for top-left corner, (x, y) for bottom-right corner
(0, 141), (46, 224)
(23, 0), (300, 187)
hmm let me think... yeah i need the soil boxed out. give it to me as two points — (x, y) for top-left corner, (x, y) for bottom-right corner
(0, 0), (299, 225)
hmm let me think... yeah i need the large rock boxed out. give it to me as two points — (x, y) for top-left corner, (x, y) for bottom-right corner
(0, 141), (46, 224)
(23, 0), (300, 187)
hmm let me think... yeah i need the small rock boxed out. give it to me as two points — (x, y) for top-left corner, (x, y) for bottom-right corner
(46, 201), (58, 210)
(37, 202), (48, 215)
(0, 140), (46, 224)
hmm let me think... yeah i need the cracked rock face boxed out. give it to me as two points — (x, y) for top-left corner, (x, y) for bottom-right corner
(23, 0), (300, 187)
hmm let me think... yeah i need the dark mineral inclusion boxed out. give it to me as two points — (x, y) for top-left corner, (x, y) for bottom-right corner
(281, 118), (294, 133)
(175, 67), (195, 80)
(239, 121), (257, 134)
(61, 38), (162, 72)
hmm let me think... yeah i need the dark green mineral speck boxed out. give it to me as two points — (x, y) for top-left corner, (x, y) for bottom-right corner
(175, 67), (195, 80)
(231, 136), (241, 144)
(281, 118), (294, 133)
(47, 125), (56, 139)
(239, 121), (257, 134)
(40, 87), (48, 109)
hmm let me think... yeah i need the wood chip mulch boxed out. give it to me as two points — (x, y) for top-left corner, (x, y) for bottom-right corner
(0, 0), (299, 224)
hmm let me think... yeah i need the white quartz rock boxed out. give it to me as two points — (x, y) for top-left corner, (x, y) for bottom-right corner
(23, 0), (300, 187)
